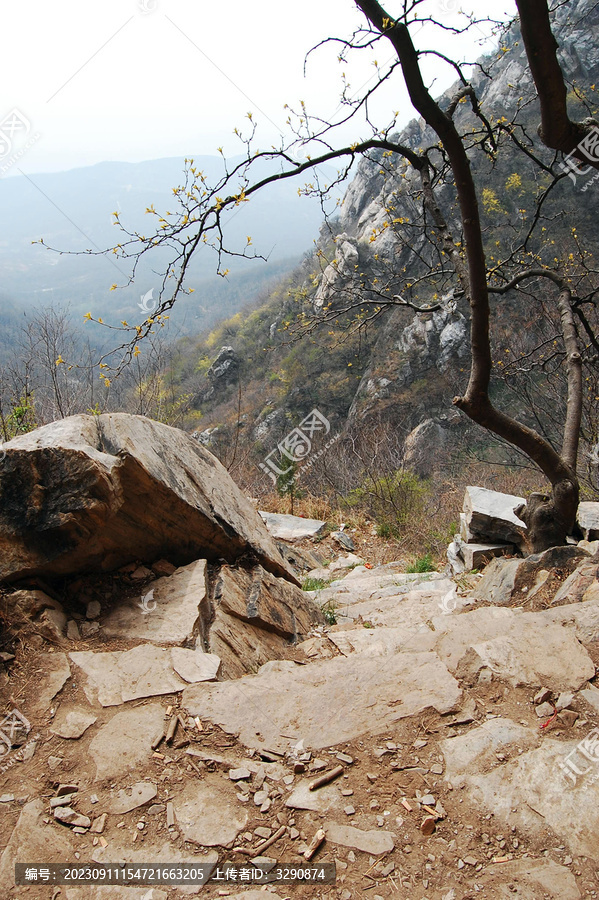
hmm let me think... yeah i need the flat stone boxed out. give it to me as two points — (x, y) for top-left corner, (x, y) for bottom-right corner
(459, 735), (599, 862)
(183, 651), (461, 752)
(89, 703), (165, 781)
(324, 822), (394, 855)
(259, 511), (326, 541)
(0, 800), (73, 886)
(229, 767), (252, 781)
(102, 560), (209, 646)
(170, 647), (220, 683)
(29, 652), (70, 713)
(89, 813), (107, 834)
(578, 501), (599, 540)
(433, 606), (595, 690)
(285, 778), (346, 812)
(581, 684), (599, 714)
(70, 645), (187, 706)
(477, 858), (581, 900)
(467, 557), (522, 605)
(461, 543), (514, 571)
(54, 806), (91, 828)
(50, 705), (97, 739)
(109, 781), (157, 814)
(463, 486), (526, 545)
(173, 774), (248, 847)
(441, 718), (539, 787)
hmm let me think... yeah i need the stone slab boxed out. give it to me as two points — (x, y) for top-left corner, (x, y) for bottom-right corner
(285, 778), (346, 812)
(89, 703), (165, 782)
(578, 501), (599, 540)
(432, 606), (595, 690)
(183, 652), (461, 752)
(102, 559), (208, 645)
(170, 647), (220, 682)
(109, 781), (158, 814)
(477, 859), (581, 900)
(0, 799), (74, 887)
(324, 822), (394, 855)
(173, 775), (248, 847)
(50, 704), (97, 739)
(31, 652), (71, 713)
(70, 645), (188, 706)
(441, 717), (539, 787)
(259, 511), (326, 541)
(461, 542), (514, 570)
(463, 485), (526, 544)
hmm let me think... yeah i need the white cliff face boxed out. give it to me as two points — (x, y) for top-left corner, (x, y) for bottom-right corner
(313, 234), (360, 311)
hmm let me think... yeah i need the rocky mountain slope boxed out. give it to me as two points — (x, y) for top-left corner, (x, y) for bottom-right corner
(174, 0), (599, 493)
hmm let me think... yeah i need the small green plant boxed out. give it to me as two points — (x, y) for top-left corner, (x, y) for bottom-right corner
(363, 621), (374, 629)
(406, 552), (436, 574)
(376, 521), (400, 539)
(322, 601), (338, 626)
(302, 577), (328, 591)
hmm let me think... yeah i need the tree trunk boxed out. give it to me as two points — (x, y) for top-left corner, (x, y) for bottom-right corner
(515, 478), (579, 554)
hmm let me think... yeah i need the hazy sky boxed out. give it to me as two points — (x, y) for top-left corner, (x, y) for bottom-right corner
(2, 0), (515, 175)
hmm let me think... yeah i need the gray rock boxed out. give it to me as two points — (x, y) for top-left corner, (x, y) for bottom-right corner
(183, 651), (461, 752)
(50, 705), (97, 739)
(103, 559), (209, 646)
(30, 652), (71, 713)
(551, 560), (599, 605)
(173, 775), (248, 847)
(259, 512), (326, 541)
(467, 556), (522, 605)
(66, 619), (81, 641)
(460, 542), (514, 571)
(476, 858), (581, 900)
(70, 645), (188, 706)
(285, 778), (346, 812)
(86, 600), (101, 620)
(463, 485), (526, 545)
(54, 806), (91, 828)
(170, 647), (220, 683)
(89, 703), (166, 781)
(324, 822), (394, 854)
(0, 800), (73, 887)
(577, 501), (599, 540)
(109, 781), (157, 814)
(0, 413), (296, 584)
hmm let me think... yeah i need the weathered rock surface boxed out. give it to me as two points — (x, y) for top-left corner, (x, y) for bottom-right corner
(31, 652), (71, 712)
(577, 501), (599, 540)
(477, 859), (582, 900)
(50, 704), (97, 739)
(102, 559), (209, 645)
(89, 703), (165, 781)
(170, 646), (220, 682)
(324, 822), (395, 855)
(109, 781), (157, 814)
(183, 652), (461, 752)
(0, 799), (73, 887)
(0, 413), (296, 584)
(70, 645), (191, 706)
(173, 775), (248, 847)
(463, 485), (526, 545)
(259, 511), (326, 541)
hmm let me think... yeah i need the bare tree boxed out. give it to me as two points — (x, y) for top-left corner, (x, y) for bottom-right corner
(44, 0), (598, 551)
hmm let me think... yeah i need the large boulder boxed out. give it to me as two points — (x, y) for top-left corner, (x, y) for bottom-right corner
(463, 485), (526, 546)
(0, 414), (297, 584)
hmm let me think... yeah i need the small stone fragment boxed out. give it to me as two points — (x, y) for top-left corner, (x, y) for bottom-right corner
(229, 767), (252, 781)
(535, 702), (555, 718)
(344, 805), (356, 816)
(54, 807), (91, 828)
(336, 752), (354, 764)
(254, 790), (269, 807)
(558, 709), (579, 727)
(420, 816), (436, 836)
(67, 620), (81, 641)
(534, 687), (552, 705)
(86, 601), (101, 620)
(90, 813), (107, 834)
